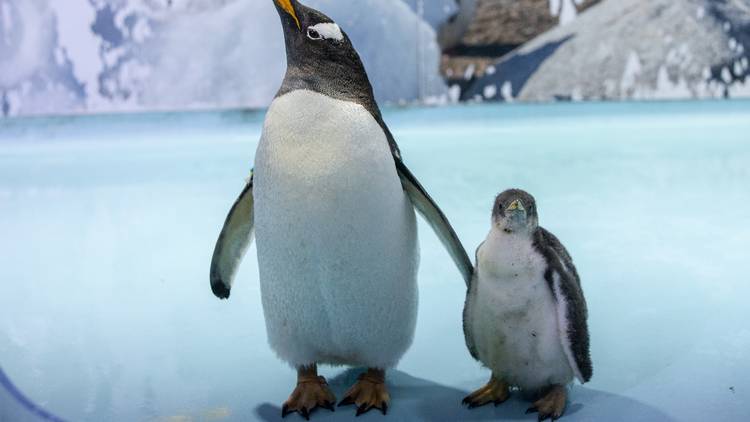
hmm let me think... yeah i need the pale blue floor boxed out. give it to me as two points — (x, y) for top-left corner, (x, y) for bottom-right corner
(1, 100), (749, 421)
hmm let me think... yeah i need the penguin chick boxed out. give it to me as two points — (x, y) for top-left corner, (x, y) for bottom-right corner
(462, 189), (592, 421)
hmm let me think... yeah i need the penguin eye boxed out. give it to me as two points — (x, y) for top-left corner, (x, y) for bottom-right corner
(307, 28), (322, 40)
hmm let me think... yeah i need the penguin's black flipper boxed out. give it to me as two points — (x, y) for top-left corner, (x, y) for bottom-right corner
(395, 159), (473, 286)
(210, 172), (255, 299)
(534, 228), (593, 383)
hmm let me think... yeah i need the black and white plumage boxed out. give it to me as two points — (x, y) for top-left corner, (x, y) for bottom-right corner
(209, 1), (472, 417)
(210, 171), (253, 300)
(532, 226), (592, 384)
(463, 189), (592, 396)
(210, 0), (472, 302)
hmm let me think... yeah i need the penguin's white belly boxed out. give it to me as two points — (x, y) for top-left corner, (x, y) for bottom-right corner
(254, 90), (418, 369)
(468, 231), (573, 390)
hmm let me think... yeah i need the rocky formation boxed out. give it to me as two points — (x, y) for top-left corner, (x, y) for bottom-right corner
(438, 0), (600, 92)
(465, 0), (750, 101)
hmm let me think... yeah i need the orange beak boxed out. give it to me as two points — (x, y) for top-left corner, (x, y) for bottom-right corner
(274, 0), (301, 29)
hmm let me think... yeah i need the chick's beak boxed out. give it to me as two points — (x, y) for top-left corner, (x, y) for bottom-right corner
(506, 199), (525, 213)
(274, 0), (301, 29)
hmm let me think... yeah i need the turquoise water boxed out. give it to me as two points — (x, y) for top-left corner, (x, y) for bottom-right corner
(1, 100), (749, 421)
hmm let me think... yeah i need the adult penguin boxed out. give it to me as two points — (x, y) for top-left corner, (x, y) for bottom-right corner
(209, 0), (473, 419)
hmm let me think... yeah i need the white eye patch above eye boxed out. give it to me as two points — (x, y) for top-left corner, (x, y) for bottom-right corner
(307, 23), (343, 41)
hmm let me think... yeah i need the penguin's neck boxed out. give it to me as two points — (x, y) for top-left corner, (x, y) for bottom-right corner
(479, 227), (537, 281)
(276, 67), (399, 158)
(278, 64), (377, 114)
(488, 226), (534, 247)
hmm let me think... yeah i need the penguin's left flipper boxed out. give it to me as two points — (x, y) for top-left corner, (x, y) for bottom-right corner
(534, 228), (593, 383)
(209, 171), (255, 299)
(395, 159), (473, 286)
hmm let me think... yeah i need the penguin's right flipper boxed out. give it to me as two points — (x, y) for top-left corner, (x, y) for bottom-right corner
(395, 160), (473, 287)
(210, 172), (255, 299)
(463, 244), (483, 360)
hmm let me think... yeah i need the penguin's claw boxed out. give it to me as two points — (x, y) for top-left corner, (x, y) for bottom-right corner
(462, 377), (510, 409)
(527, 385), (567, 421)
(355, 404), (367, 417)
(337, 396), (355, 407)
(338, 369), (390, 416)
(281, 375), (336, 420)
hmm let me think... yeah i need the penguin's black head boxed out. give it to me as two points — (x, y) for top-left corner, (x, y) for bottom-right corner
(492, 189), (539, 233)
(272, 0), (375, 104)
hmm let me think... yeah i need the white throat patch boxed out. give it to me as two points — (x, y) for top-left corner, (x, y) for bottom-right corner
(309, 23), (343, 41)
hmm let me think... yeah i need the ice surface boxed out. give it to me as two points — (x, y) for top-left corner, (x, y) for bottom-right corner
(2, 100), (750, 421)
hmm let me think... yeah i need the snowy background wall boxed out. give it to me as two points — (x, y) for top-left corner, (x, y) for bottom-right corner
(0, 0), (454, 116)
(1, 0), (749, 117)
